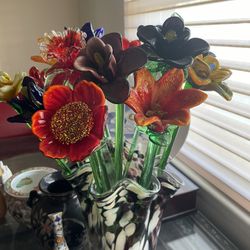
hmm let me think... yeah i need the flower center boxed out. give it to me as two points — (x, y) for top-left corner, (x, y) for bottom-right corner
(164, 30), (177, 42)
(192, 59), (210, 79)
(94, 52), (105, 68)
(50, 101), (94, 145)
(196, 69), (210, 79)
(146, 109), (167, 118)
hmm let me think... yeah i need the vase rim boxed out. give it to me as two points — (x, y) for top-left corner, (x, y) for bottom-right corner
(90, 173), (161, 199)
(153, 167), (184, 188)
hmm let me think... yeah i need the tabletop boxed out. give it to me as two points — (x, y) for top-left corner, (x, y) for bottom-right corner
(0, 210), (238, 250)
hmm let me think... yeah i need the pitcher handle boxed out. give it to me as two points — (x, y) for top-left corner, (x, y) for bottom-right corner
(27, 190), (41, 208)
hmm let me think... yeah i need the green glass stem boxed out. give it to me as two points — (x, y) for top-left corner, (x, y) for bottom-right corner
(92, 153), (110, 192)
(90, 141), (115, 193)
(158, 127), (179, 171)
(114, 104), (124, 181)
(89, 155), (103, 193)
(104, 124), (111, 139)
(124, 127), (140, 176)
(55, 159), (73, 176)
(155, 145), (162, 156)
(139, 140), (159, 189)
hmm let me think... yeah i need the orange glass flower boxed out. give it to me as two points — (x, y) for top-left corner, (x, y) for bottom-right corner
(126, 68), (208, 132)
(32, 81), (106, 162)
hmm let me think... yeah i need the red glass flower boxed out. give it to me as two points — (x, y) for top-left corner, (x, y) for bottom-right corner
(126, 68), (207, 132)
(122, 37), (141, 50)
(32, 81), (106, 162)
(31, 28), (86, 88)
(31, 28), (86, 67)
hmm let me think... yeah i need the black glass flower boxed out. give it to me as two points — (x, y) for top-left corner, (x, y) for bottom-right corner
(137, 14), (210, 68)
(7, 76), (44, 123)
(74, 33), (147, 103)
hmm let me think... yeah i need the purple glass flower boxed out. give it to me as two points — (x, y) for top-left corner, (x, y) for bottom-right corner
(80, 22), (104, 41)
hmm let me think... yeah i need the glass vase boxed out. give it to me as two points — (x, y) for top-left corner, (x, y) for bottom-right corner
(63, 130), (182, 250)
(65, 163), (181, 250)
(87, 174), (160, 250)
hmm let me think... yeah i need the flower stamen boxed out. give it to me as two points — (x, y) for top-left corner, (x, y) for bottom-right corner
(51, 101), (94, 145)
(164, 30), (177, 42)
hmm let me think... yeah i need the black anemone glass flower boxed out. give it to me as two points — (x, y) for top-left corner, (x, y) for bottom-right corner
(137, 14), (210, 68)
(7, 76), (44, 123)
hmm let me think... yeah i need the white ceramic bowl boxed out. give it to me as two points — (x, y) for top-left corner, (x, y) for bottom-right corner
(4, 166), (56, 227)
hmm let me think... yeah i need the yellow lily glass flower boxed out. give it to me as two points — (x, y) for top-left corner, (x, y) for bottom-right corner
(0, 71), (26, 101)
(188, 54), (233, 101)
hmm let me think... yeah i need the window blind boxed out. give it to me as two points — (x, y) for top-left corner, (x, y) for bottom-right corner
(124, 0), (250, 211)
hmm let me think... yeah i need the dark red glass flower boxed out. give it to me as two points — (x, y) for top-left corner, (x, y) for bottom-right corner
(74, 33), (147, 103)
(29, 66), (45, 88)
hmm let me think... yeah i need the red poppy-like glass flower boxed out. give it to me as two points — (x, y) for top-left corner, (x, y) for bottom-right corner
(31, 28), (86, 67)
(32, 81), (106, 162)
(122, 37), (141, 50)
(126, 68), (207, 132)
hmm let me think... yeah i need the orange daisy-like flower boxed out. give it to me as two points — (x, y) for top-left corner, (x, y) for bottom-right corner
(31, 28), (86, 67)
(32, 81), (106, 162)
(126, 68), (208, 132)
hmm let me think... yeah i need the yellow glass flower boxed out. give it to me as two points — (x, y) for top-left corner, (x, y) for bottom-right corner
(0, 71), (26, 101)
(188, 54), (233, 100)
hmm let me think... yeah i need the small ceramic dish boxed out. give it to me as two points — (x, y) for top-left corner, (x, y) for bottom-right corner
(4, 166), (56, 227)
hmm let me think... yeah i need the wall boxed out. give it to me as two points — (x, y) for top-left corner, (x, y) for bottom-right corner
(79, 0), (124, 35)
(0, 0), (124, 77)
(0, 0), (80, 75)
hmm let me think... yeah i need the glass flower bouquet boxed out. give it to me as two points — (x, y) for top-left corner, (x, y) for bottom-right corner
(0, 14), (232, 250)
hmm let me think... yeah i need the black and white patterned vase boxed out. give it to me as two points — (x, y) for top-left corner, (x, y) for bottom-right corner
(65, 163), (181, 250)
(147, 168), (182, 249)
(86, 174), (160, 250)
(74, 167), (181, 250)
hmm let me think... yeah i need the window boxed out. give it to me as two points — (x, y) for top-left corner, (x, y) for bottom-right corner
(124, 0), (250, 211)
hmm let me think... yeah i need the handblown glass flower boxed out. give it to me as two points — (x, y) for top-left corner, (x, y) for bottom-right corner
(122, 37), (141, 49)
(137, 15), (209, 68)
(31, 27), (86, 67)
(31, 27), (87, 88)
(188, 54), (233, 100)
(29, 66), (45, 88)
(0, 71), (26, 101)
(7, 76), (44, 123)
(126, 68), (208, 132)
(74, 33), (147, 103)
(32, 81), (106, 161)
(80, 22), (104, 41)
